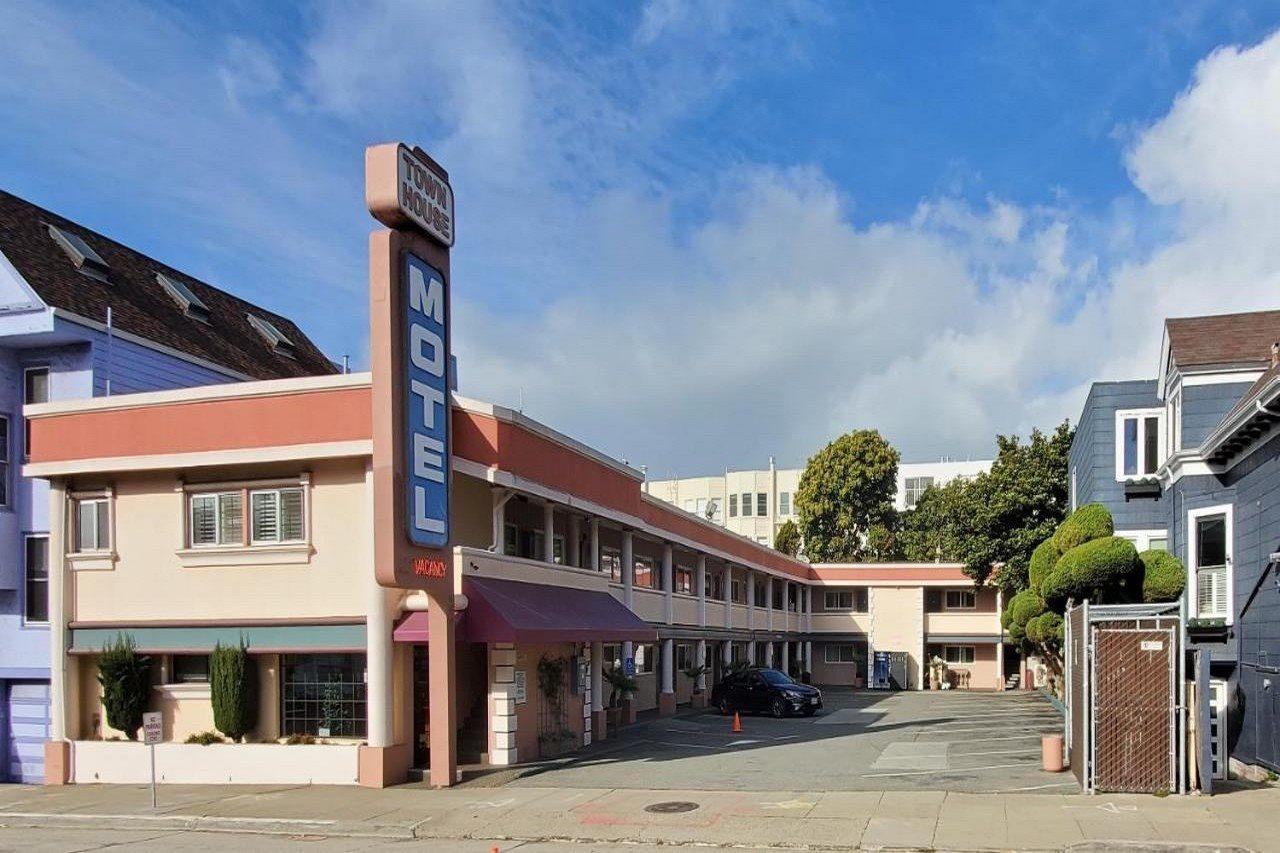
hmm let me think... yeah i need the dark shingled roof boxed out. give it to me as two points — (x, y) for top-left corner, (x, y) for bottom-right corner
(0, 190), (337, 380)
(1165, 310), (1280, 370)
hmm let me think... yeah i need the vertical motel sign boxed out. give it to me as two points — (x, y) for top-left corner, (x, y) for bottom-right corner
(366, 143), (455, 590)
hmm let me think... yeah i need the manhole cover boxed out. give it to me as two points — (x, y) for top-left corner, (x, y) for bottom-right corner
(644, 801), (700, 814)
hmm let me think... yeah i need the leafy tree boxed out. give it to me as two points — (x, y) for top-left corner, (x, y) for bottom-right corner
(901, 422), (1074, 591)
(1041, 535), (1142, 609)
(795, 429), (899, 562)
(97, 633), (151, 740)
(773, 519), (802, 557)
(211, 640), (258, 742)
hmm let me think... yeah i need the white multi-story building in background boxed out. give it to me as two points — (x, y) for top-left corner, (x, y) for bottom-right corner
(646, 457), (993, 546)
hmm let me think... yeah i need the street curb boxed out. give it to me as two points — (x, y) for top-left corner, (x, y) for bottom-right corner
(0, 811), (416, 839)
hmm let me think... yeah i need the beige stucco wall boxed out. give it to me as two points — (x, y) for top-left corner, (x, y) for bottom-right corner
(809, 641), (868, 687)
(869, 586), (924, 690)
(73, 459), (369, 623)
(927, 643), (1001, 691)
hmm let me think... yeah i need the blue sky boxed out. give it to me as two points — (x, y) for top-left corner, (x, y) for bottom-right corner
(3, 1), (1280, 475)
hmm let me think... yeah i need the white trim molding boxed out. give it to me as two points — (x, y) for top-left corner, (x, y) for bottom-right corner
(1114, 529), (1170, 552)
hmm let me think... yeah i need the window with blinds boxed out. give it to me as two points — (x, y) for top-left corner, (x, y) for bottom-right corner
(189, 485), (304, 548)
(74, 497), (111, 552)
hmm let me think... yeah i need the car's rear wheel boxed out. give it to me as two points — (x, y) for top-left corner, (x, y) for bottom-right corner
(771, 698), (786, 718)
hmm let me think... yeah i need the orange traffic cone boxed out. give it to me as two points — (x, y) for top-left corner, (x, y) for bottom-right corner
(732, 712), (742, 733)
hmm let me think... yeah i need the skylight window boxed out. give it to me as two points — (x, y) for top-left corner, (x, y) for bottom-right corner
(47, 224), (108, 281)
(246, 313), (296, 359)
(156, 272), (210, 323)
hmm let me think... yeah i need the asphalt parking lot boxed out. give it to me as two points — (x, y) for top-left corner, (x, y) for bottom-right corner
(508, 688), (1072, 794)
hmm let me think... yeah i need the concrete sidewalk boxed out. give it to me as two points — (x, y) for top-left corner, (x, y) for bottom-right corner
(0, 781), (1274, 851)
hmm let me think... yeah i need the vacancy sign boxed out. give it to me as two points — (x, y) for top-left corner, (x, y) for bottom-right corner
(404, 254), (450, 548)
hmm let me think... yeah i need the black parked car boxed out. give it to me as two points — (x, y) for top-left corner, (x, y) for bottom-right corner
(710, 667), (822, 717)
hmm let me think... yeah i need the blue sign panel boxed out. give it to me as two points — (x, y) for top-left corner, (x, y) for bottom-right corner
(404, 253), (450, 548)
(623, 657), (636, 677)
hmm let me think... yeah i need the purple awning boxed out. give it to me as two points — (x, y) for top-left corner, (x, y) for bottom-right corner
(393, 576), (655, 645)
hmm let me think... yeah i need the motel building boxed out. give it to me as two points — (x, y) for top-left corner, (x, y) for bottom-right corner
(24, 374), (1006, 787)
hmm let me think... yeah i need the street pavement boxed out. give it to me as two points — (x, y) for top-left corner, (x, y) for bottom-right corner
(0, 780), (1275, 851)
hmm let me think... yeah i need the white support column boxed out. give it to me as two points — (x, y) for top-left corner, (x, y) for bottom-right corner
(765, 577), (774, 631)
(996, 588), (1005, 691)
(723, 566), (733, 630)
(722, 638), (733, 666)
(365, 462), (392, 748)
(805, 586), (813, 632)
(543, 501), (556, 563)
(782, 639), (790, 674)
(489, 643), (518, 765)
(696, 555), (707, 628)
(622, 530), (634, 609)
(784, 582), (790, 633)
(747, 641), (756, 664)
(491, 488), (513, 553)
(48, 479), (69, 742)
(696, 639), (707, 692)
(589, 518), (600, 572)
(764, 641), (774, 668)
(569, 515), (582, 568)
(661, 639), (674, 694)
(662, 543), (674, 625)
(747, 569), (756, 630)
(804, 640), (813, 675)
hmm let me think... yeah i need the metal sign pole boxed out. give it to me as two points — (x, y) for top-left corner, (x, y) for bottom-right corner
(142, 710), (162, 808)
(150, 742), (157, 809)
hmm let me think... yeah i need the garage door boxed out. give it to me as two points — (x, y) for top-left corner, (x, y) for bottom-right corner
(4, 680), (50, 783)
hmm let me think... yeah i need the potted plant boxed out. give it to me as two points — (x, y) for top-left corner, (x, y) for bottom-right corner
(603, 667), (637, 729)
(683, 664), (709, 708)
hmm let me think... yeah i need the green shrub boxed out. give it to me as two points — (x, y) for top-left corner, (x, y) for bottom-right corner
(211, 640), (258, 742)
(1028, 538), (1061, 592)
(184, 731), (224, 745)
(1053, 503), (1114, 552)
(1141, 549), (1186, 603)
(1043, 536), (1141, 609)
(1002, 588), (1046, 647)
(97, 633), (151, 740)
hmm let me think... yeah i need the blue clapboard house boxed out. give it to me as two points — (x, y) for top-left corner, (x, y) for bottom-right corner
(1069, 309), (1280, 780)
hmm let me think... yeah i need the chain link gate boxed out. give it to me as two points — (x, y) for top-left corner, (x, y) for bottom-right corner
(1064, 601), (1184, 795)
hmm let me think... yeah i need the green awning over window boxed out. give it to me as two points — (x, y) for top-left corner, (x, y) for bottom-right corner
(70, 623), (366, 654)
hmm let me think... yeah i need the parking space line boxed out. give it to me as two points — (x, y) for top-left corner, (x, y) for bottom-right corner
(949, 748), (1041, 757)
(861, 762), (1031, 778)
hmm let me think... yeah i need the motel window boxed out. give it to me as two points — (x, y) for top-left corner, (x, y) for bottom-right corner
(23, 535), (48, 624)
(553, 535), (565, 565)
(675, 566), (693, 594)
(779, 492), (791, 516)
(754, 578), (766, 606)
(741, 492), (752, 517)
(707, 571), (724, 600)
(0, 415), (10, 508)
(676, 644), (693, 671)
(604, 644), (620, 670)
(824, 644), (861, 664)
(1116, 409), (1164, 480)
(728, 494), (737, 517)
(281, 653), (367, 739)
(757, 492), (767, 516)
(189, 482), (306, 548)
(823, 588), (867, 612)
(904, 476), (934, 510)
(944, 590), (976, 610)
(601, 547), (622, 582)
(170, 655), (210, 684)
(943, 645), (976, 665)
(695, 497), (707, 519)
(23, 366), (49, 458)
(73, 495), (111, 553)
(634, 555), (656, 588)
(731, 578), (745, 603)
(772, 580), (783, 610)
(503, 523), (518, 556)
(634, 644), (655, 674)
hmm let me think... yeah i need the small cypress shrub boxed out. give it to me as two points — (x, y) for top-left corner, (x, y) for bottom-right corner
(210, 639), (258, 742)
(97, 633), (151, 740)
(1140, 549), (1186, 603)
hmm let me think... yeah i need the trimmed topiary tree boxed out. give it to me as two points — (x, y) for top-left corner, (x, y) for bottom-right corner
(211, 639), (258, 742)
(1052, 503), (1114, 553)
(1042, 535), (1141, 609)
(1002, 587), (1047, 647)
(1025, 611), (1064, 649)
(97, 633), (151, 740)
(1140, 549), (1186, 603)
(1028, 538), (1060, 592)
